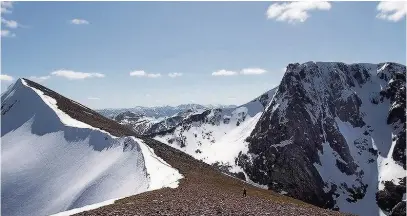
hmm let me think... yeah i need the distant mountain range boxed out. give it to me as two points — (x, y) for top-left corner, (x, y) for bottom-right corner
(97, 104), (237, 119)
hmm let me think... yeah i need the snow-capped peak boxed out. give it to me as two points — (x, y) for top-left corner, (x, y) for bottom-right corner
(1, 78), (182, 216)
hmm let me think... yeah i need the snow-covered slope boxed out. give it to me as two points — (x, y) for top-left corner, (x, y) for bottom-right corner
(154, 87), (278, 177)
(1, 79), (182, 216)
(237, 62), (406, 216)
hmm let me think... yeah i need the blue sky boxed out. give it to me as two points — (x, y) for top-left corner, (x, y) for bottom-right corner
(1, 1), (406, 109)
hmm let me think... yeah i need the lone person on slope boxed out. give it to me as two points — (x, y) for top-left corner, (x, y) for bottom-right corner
(243, 187), (247, 197)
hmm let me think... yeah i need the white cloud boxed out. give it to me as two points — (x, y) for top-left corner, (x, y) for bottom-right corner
(147, 73), (161, 78)
(51, 70), (105, 80)
(168, 72), (183, 78)
(70, 19), (90, 25)
(212, 69), (237, 76)
(376, 1), (406, 22)
(0, 7), (11, 13)
(129, 70), (161, 78)
(240, 68), (267, 75)
(1, 1), (13, 14)
(266, 1), (331, 23)
(1, 29), (15, 37)
(145, 94), (151, 97)
(88, 97), (100, 100)
(1, 2), (23, 38)
(0, 74), (14, 81)
(1, 18), (18, 28)
(129, 70), (146, 76)
(29, 76), (51, 83)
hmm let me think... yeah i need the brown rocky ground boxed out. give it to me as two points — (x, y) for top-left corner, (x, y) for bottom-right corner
(23, 79), (353, 216)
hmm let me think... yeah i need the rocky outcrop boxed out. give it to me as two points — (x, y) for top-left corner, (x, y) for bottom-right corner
(379, 64), (406, 168)
(376, 178), (406, 214)
(237, 62), (406, 214)
(391, 201), (406, 216)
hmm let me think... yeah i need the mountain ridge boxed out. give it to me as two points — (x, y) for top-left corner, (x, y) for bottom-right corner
(1, 78), (183, 216)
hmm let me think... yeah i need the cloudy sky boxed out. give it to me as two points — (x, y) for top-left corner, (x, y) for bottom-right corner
(1, 1), (406, 109)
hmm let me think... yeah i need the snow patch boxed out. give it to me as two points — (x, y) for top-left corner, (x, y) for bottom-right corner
(155, 113), (262, 174)
(279, 191), (288, 195)
(138, 137), (183, 190)
(271, 136), (293, 148)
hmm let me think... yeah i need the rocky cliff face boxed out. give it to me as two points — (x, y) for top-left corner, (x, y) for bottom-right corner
(237, 62), (406, 215)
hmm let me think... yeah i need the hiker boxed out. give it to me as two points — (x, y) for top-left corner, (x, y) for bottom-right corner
(243, 188), (247, 197)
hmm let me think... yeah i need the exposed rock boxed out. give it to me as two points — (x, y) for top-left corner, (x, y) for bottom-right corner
(237, 62), (406, 213)
(390, 201), (406, 216)
(376, 178), (406, 214)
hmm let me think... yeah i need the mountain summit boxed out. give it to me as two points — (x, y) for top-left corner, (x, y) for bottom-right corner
(238, 62), (406, 215)
(1, 78), (182, 216)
